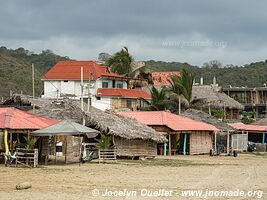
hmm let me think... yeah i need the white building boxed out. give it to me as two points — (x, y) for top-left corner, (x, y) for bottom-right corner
(42, 61), (151, 111)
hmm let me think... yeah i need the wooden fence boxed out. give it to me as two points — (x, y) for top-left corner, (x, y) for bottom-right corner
(16, 148), (38, 168)
(98, 149), (116, 163)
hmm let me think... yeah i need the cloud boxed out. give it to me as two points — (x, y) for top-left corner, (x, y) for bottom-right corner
(0, 0), (267, 66)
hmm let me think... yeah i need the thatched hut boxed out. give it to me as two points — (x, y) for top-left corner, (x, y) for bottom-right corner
(30, 99), (166, 158)
(192, 85), (244, 120)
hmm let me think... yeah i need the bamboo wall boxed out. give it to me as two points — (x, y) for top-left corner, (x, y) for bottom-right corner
(114, 137), (157, 157)
(189, 131), (212, 155)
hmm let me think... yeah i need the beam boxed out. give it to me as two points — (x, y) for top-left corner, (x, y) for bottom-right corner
(262, 133), (266, 144)
(4, 129), (8, 155)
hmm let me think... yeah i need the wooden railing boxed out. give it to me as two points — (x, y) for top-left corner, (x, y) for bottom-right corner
(98, 149), (116, 163)
(16, 148), (38, 168)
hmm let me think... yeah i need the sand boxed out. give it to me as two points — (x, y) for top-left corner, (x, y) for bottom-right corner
(0, 154), (266, 200)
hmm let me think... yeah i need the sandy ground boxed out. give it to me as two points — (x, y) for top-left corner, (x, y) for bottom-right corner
(0, 154), (266, 200)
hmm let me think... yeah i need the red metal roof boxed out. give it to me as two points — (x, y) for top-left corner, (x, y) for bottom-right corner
(0, 107), (58, 130)
(97, 88), (151, 99)
(42, 61), (123, 80)
(152, 71), (181, 86)
(229, 123), (267, 132)
(119, 111), (218, 131)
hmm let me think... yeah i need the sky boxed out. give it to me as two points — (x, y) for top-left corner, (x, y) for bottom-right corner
(0, 0), (267, 66)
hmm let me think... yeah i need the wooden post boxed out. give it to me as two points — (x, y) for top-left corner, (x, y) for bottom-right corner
(78, 135), (81, 166)
(227, 131), (230, 155)
(178, 96), (181, 115)
(80, 66), (85, 125)
(32, 63), (35, 98)
(168, 133), (171, 156)
(214, 132), (217, 155)
(163, 143), (167, 156)
(262, 133), (266, 144)
(54, 137), (57, 164)
(65, 136), (67, 164)
(183, 133), (187, 155)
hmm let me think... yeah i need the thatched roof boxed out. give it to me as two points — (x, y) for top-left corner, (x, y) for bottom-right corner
(253, 118), (267, 126)
(192, 85), (244, 110)
(29, 99), (166, 142)
(181, 109), (235, 132)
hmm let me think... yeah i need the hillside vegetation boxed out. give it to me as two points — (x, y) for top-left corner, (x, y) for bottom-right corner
(0, 47), (69, 97)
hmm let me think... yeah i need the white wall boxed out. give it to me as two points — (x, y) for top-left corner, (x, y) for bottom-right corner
(91, 96), (112, 110)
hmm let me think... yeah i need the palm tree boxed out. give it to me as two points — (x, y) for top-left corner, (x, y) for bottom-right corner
(149, 86), (167, 111)
(168, 69), (195, 109)
(107, 47), (133, 76)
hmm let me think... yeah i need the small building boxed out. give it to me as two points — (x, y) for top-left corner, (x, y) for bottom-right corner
(30, 99), (166, 158)
(96, 88), (151, 111)
(119, 111), (218, 155)
(41, 61), (150, 111)
(0, 107), (57, 155)
(223, 87), (267, 118)
(192, 85), (244, 120)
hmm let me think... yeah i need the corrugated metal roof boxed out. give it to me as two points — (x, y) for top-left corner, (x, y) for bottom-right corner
(42, 61), (123, 80)
(97, 88), (151, 99)
(0, 107), (58, 130)
(119, 111), (219, 132)
(229, 123), (267, 132)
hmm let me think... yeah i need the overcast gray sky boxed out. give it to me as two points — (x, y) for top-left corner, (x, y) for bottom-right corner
(0, 0), (267, 66)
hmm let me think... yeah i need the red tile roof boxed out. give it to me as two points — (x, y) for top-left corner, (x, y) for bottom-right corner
(0, 107), (58, 130)
(152, 71), (181, 86)
(119, 111), (218, 131)
(42, 61), (123, 80)
(229, 123), (267, 133)
(97, 88), (151, 99)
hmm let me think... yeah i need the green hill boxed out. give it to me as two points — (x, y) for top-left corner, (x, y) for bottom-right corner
(0, 47), (70, 97)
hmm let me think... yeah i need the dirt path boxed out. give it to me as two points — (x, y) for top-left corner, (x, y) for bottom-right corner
(0, 154), (266, 200)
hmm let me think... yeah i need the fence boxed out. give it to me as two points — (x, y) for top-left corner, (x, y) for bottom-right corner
(98, 149), (116, 163)
(16, 148), (38, 168)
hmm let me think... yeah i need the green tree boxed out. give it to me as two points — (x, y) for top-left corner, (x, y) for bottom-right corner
(107, 47), (133, 76)
(168, 69), (195, 108)
(149, 86), (167, 111)
(95, 134), (111, 150)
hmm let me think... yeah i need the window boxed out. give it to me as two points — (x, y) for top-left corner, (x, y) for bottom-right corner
(127, 99), (132, 108)
(116, 82), (123, 88)
(102, 81), (109, 88)
(96, 97), (101, 100)
(63, 80), (68, 82)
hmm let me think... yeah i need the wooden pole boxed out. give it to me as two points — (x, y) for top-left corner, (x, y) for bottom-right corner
(178, 96), (181, 115)
(87, 71), (91, 112)
(80, 67), (85, 125)
(32, 63), (35, 98)
(65, 136), (67, 164)
(227, 131), (230, 155)
(214, 132), (217, 155)
(168, 133), (171, 156)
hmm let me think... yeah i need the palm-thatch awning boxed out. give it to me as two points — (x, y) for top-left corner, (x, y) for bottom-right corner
(29, 99), (166, 143)
(253, 118), (267, 126)
(181, 109), (235, 132)
(31, 120), (99, 137)
(192, 85), (244, 110)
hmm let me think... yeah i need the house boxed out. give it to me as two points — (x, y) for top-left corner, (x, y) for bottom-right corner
(119, 111), (218, 155)
(223, 87), (267, 118)
(181, 109), (235, 154)
(30, 99), (167, 158)
(42, 61), (150, 111)
(192, 85), (244, 120)
(151, 71), (180, 86)
(229, 123), (266, 151)
(0, 107), (57, 155)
